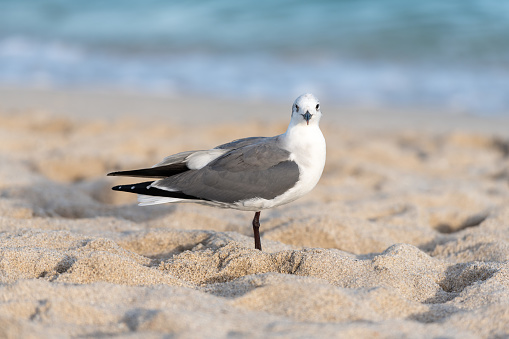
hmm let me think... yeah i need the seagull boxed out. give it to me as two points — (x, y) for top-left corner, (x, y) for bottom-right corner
(107, 93), (326, 251)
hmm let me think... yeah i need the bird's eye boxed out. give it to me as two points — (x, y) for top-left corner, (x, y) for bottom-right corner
(295, 105), (299, 112)
(316, 104), (320, 110)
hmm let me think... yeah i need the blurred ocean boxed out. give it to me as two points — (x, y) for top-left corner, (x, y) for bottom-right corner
(0, 0), (508, 115)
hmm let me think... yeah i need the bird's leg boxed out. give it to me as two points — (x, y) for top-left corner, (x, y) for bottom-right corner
(252, 211), (262, 251)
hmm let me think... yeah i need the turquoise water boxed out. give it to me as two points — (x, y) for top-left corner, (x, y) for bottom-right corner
(0, 0), (508, 114)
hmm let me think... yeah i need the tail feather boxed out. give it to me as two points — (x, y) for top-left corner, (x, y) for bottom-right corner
(137, 195), (183, 206)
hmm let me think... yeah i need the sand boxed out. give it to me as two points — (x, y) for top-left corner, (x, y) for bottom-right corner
(0, 88), (508, 338)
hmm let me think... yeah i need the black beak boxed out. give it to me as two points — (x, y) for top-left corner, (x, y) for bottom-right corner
(302, 111), (312, 125)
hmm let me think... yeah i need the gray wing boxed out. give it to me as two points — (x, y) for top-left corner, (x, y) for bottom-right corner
(215, 136), (268, 150)
(152, 138), (300, 203)
(153, 150), (199, 167)
(109, 138), (268, 178)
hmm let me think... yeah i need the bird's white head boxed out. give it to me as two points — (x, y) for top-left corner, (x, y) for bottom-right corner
(290, 93), (322, 127)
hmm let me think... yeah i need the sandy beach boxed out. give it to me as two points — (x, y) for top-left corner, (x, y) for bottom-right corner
(0, 88), (508, 338)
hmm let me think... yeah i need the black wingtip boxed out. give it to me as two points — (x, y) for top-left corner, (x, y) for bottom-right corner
(110, 181), (207, 201)
(106, 164), (190, 178)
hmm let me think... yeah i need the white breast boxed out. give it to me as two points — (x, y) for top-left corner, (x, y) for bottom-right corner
(240, 124), (326, 210)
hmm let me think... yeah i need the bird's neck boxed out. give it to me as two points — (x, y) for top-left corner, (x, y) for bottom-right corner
(281, 123), (326, 163)
(284, 123), (322, 141)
